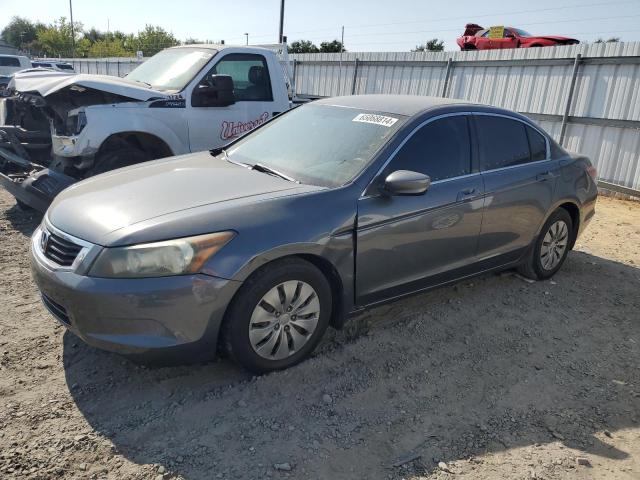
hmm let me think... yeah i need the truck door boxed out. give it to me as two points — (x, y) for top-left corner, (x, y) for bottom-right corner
(187, 52), (277, 152)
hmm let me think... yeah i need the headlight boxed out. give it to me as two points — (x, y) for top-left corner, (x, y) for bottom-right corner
(89, 231), (235, 278)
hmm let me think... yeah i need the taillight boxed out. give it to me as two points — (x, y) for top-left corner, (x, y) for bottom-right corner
(587, 165), (597, 180)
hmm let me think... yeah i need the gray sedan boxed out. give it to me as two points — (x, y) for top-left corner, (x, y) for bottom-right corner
(30, 95), (598, 372)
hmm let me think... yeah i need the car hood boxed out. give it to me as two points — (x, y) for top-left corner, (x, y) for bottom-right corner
(10, 70), (168, 101)
(47, 153), (322, 246)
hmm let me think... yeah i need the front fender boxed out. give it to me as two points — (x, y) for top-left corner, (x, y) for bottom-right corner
(53, 104), (190, 158)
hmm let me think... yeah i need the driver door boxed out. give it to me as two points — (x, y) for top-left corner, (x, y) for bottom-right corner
(187, 52), (276, 152)
(355, 114), (484, 305)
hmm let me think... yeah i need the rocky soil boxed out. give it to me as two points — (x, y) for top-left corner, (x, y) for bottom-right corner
(0, 189), (638, 479)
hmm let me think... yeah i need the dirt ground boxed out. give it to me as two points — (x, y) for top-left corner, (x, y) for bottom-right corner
(0, 189), (638, 480)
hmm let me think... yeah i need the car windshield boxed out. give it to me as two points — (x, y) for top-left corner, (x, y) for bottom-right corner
(511, 28), (533, 37)
(126, 47), (216, 91)
(226, 104), (406, 188)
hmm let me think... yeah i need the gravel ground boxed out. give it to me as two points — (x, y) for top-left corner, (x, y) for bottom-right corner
(0, 189), (638, 480)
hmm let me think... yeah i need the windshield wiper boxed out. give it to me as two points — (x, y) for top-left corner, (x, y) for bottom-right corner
(252, 163), (298, 183)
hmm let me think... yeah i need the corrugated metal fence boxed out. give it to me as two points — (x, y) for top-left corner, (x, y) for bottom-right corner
(291, 42), (640, 196)
(59, 43), (640, 195)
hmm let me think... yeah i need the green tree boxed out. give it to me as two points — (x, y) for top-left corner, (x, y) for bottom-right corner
(36, 17), (83, 57)
(412, 38), (445, 52)
(133, 25), (179, 56)
(319, 40), (345, 53)
(88, 38), (132, 57)
(289, 40), (319, 53)
(1, 16), (45, 50)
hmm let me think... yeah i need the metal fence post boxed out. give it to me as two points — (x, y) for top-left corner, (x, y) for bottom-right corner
(292, 59), (298, 97)
(351, 58), (360, 95)
(560, 53), (582, 145)
(117, 59), (120, 77)
(441, 57), (453, 98)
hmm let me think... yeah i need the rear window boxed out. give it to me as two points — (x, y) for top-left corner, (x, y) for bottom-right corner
(0, 57), (20, 67)
(476, 116), (533, 171)
(526, 125), (547, 161)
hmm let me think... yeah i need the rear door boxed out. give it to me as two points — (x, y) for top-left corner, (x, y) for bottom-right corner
(356, 114), (484, 305)
(187, 52), (277, 152)
(473, 114), (559, 263)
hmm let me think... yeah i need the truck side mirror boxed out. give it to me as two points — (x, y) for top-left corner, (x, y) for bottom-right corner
(192, 74), (235, 107)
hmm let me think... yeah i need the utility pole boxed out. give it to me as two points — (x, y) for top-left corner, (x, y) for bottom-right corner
(69, 0), (75, 57)
(278, 0), (285, 44)
(244, 33), (249, 45)
(341, 25), (344, 51)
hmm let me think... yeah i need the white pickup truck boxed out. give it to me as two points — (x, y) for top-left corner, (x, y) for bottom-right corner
(0, 44), (294, 211)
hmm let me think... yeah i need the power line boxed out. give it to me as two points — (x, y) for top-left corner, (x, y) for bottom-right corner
(225, 0), (638, 41)
(342, 13), (640, 39)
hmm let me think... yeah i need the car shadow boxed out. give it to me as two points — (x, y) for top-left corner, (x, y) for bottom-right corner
(63, 250), (639, 478)
(4, 202), (42, 236)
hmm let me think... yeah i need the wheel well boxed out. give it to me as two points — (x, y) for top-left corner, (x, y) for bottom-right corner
(558, 202), (580, 249)
(98, 132), (173, 160)
(296, 254), (345, 329)
(226, 254), (346, 330)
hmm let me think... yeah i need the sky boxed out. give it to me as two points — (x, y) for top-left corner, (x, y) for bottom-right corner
(1, 0), (639, 52)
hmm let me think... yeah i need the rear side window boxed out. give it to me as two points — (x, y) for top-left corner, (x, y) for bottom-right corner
(206, 53), (273, 102)
(56, 64), (74, 70)
(389, 115), (472, 182)
(476, 116), (532, 171)
(526, 125), (547, 161)
(0, 57), (20, 67)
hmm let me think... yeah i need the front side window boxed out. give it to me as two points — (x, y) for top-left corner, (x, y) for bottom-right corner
(202, 53), (273, 102)
(387, 115), (472, 182)
(476, 116), (533, 171)
(227, 104), (406, 187)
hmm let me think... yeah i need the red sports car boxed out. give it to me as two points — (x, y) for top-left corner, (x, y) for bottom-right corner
(457, 24), (579, 51)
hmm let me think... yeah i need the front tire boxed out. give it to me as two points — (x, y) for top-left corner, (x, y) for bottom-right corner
(518, 209), (573, 280)
(222, 258), (332, 373)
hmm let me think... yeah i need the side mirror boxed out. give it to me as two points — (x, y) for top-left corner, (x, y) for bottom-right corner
(383, 170), (431, 196)
(192, 74), (235, 107)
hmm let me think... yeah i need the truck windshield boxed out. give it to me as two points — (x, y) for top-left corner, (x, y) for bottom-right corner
(226, 104), (406, 188)
(126, 47), (216, 91)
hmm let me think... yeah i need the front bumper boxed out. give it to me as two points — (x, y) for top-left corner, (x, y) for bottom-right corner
(29, 224), (242, 361)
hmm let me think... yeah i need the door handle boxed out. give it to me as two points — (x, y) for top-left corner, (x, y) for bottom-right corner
(536, 171), (557, 182)
(457, 188), (478, 201)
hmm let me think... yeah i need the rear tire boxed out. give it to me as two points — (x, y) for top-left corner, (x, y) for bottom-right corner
(222, 258), (332, 374)
(88, 147), (150, 177)
(518, 209), (573, 280)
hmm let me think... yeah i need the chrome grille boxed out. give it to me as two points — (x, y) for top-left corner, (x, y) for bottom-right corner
(42, 230), (83, 267)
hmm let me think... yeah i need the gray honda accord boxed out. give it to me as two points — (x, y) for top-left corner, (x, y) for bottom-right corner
(30, 95), (598, 373)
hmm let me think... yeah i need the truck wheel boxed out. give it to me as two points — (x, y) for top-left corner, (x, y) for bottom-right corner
(88, 147), (150, 176)
(518, 209), (573, 280)
(222, 258), (332, 374)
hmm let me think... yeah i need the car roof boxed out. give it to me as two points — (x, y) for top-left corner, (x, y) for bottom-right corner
(314, 94), (477, 117)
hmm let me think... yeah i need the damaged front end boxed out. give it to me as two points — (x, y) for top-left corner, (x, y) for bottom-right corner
(0, 73), (147, 211)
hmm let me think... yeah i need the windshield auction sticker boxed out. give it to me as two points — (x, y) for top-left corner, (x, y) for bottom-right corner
(352, 113), (398, 127)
